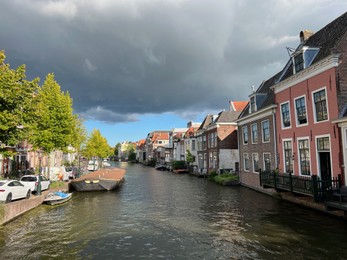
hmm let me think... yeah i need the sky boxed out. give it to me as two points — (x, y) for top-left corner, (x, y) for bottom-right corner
(1, 1), (346, 146)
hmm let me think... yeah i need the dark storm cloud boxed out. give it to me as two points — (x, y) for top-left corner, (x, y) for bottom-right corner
(1, 0), (346, 123)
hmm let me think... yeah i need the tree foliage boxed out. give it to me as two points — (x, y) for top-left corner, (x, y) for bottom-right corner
(114, 143), (121, 156)
(70, 116), (87, 153)
(0, 50), (39, 154)
(186, 150), (195, 165)
(30, 73), (75, 154)
(82, 129), (110, 159)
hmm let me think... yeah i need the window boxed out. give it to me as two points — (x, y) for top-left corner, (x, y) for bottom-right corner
(251, 124), (258, 143)
(281, 102), (291, 128)
(262, 120), (270, 142)
(293, 48), (319, 74)
(263, 153), (271, 172)
(252, 153), (259, 173)
(313, 89), (328, 122)
(294, 53), (304, 73)
(208, 133), (212, 148)
(250, 96), (256, 113)
(298, 139), (310, 175)
(242, 126), (248, 145)
(213, 133), (217, 147)
(283, 140), (293, 173)
(295, 96), (307, 125)
(317, 137), (330, 151)
(202, 135), (207, 149)
(192, 140), (196, 151)
(244, 154), (249, 171)
(209, 152), (213, 168)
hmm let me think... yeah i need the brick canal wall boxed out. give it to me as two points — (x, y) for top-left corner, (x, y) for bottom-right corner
(0, 182), (69, 225)
(0, 195), (45, 225)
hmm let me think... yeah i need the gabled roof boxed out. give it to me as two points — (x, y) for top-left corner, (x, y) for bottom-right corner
(185, 126), (199, 138)
(230, 101), (248, 112)
(152, 132), (169, 142)
(198, 114), (215, 131)
(215, 110), (241, 123)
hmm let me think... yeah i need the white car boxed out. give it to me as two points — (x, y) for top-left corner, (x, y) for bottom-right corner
(20, 175), (51, 193)
(0, 180), (31, 203)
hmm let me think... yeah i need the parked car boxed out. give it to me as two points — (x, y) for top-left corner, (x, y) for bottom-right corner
(65, 166), (78, 179)
(87, 160), (99, 171)
(20, 175), (51, 193)
(0, 180), (31, 203)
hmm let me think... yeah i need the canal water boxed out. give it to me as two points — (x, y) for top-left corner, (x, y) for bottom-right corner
(1, 162), (347, 259)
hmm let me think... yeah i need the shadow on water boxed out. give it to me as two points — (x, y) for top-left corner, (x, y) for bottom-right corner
(1, 161), (347, 259)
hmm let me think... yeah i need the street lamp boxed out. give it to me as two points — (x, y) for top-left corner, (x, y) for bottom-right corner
(37, 150), (42, 195)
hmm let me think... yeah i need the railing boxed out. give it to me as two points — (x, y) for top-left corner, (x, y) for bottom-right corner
(259, 170), (342, 202)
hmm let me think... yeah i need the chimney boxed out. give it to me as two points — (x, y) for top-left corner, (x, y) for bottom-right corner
(300, 30), (314, 43)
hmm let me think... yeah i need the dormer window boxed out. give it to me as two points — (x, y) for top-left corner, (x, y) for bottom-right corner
(249, 93), (267, 114)
(292, 47), (319, 74)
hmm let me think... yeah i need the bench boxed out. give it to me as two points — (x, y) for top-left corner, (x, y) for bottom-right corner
(332, 186), (347, 202)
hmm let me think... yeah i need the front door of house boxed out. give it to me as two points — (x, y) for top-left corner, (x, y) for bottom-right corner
(317, 136), (331, 181)
(319, 152), (331, 181)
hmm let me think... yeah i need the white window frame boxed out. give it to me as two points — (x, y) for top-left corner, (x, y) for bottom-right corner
(312, 87), (329, 124)
(251, 123), (258, 144)
(242, 126), (248, 145)
(261, 120), (270, 143)
(282, 138), (294, 174)
(263, 153), (271, 172)
(252, 153), (259, 173)
(250, 96), (256, 113)
(280, 101), (291, 129)
(243, 153), (249, 172)
(297, 137), (311, 176)
(294, 95), (308, 127)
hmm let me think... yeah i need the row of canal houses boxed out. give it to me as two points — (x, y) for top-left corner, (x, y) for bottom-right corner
(135, 12), (347, 195)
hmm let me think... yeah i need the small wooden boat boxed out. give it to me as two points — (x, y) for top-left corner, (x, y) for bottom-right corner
(69, 168), (126, 192)
(44, 191), (72, 205)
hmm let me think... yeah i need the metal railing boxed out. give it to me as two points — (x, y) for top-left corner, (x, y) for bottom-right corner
(259, 170), (342, 202)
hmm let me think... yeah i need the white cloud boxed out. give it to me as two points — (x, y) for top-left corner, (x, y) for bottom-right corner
(39, 1), (77, 20)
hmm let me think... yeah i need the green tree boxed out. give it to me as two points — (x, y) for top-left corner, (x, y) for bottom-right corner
(0, 50), (39, 156)
(70, 116), (87, 154)
(186, 150), (195, 165)
(82, 129), (110, 159)
(127, 143), (136, 161)
(30, 73), (76, 176)
(114, 143), (121, 157)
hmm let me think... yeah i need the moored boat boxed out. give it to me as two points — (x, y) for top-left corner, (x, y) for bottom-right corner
(69, 168), (126, 192)
(44, 191), (72, 205)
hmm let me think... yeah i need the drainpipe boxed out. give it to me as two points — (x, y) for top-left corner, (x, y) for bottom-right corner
(272, 112), (278, 169)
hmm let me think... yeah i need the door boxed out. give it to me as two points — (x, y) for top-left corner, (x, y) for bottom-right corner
(319, 152), (331, 181)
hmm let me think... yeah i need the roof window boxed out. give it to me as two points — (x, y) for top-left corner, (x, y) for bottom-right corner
(292, 47), (319, 74)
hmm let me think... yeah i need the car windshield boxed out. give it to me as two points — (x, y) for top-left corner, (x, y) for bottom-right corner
(21, 176), (37, 182)
(0, 182), (5, 186)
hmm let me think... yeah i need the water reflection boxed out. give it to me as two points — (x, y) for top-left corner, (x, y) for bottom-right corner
(0, 162), (347, 259)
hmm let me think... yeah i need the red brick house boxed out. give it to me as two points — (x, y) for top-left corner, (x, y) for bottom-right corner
(197, 101), (246, 174)
(273, 12), (347, 184)
(237, 74), (280, 191)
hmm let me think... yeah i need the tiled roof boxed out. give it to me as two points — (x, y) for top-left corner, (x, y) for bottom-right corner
(280, 11), (347, 82)
(185, 126), (198, 137)
(152, 132), (169, 142)
(198, 114), (214, 131)
(216, 110), (241, 123)
(230, 101), (248, 112)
